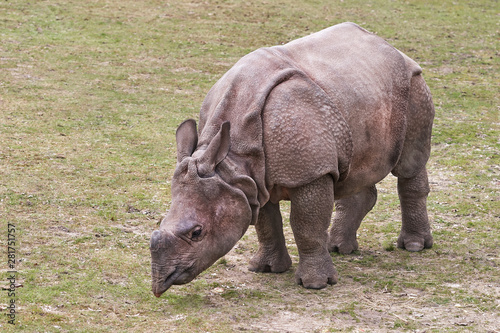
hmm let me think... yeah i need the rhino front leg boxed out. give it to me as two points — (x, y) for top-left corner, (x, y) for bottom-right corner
(249, 201), (292, 273)
(289, 175), (337, 289)
(397, 167), (433, 252)
(328, 185), (377, 254)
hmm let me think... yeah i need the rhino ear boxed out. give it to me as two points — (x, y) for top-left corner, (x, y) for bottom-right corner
(197, 121), (231, 176)
(176, 119), (198, 163)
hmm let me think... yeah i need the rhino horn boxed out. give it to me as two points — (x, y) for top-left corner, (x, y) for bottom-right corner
(176, 119), (198, 162)
(150, 230), (164, 252)
(197, 121), (231, 176)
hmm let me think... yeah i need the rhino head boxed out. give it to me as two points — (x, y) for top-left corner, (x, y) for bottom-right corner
(150, 119), (255, 297)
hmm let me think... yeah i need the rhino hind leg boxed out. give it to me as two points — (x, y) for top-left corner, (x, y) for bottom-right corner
(328, 185), (378, 254)
(289, 175), (337, 289)
(392, 73), (434, 251)
(396, 167), (433, 251)
(249, 201), (292, 273)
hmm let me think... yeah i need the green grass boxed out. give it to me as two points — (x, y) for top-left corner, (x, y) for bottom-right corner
(1, 0), (498, 332)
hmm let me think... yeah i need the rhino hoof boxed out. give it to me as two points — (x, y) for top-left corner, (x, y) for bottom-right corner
(248, 251), (292, 273)
(294, 257), (338, 289)
(296, 272), (338, 289)
(397, 234), (433, 252)
(328, 239), (358, 254)
(403, 242), (424, 252)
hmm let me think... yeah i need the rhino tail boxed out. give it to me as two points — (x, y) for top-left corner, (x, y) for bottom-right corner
(397, 49), (423, 78)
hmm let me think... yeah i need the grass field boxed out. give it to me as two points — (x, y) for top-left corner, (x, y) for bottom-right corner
(1, 0), (498, 332)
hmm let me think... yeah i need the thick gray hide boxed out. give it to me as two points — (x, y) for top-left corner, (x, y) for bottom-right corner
(151, 22), (434, 295)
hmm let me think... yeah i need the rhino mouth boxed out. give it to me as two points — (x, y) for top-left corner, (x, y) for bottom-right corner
(152, 266), (196, 297)
(153, 267), (181, 297)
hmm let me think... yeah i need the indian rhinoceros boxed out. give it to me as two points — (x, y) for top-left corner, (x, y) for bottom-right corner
(150, 22), (434, 296)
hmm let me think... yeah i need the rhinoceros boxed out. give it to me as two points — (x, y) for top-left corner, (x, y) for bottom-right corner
(150, 22), (434, 296)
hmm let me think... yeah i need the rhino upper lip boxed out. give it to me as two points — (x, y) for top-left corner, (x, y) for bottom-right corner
(153, 266), (189, 297)
(153, 267), (181, 297)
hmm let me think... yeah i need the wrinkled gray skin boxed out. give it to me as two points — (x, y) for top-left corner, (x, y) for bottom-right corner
(151, 22), (434, 296)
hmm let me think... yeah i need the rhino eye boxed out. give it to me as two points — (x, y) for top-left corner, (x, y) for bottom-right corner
(191, 227), (203, 240)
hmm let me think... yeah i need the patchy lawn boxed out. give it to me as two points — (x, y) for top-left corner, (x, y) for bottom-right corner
(1, 0), (498, 332)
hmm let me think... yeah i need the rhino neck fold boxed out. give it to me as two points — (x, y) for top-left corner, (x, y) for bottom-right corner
(216, 155), (261, 225)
